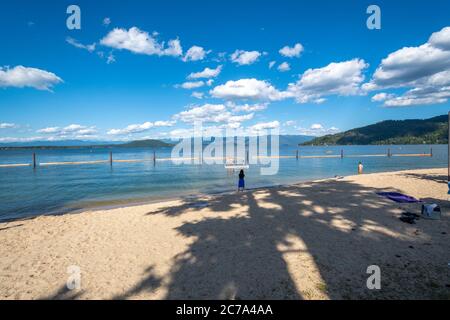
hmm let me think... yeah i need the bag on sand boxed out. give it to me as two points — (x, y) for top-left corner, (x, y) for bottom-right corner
(421, 204), (441, 220)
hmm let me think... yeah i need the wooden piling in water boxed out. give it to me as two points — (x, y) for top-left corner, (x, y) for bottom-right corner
(0, 149), (437, 170)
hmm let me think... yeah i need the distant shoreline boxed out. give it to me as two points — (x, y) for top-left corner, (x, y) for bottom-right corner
(0, 142), (446, 151)
(0, 145), (171, 151)
(0, 140), (174, 150)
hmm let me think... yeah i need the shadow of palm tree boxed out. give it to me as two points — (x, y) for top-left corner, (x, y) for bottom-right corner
(134, 179), (450, 299)
(400, 172), (448, 185)
(113, 265), (163, 299)
(39, 285), (84, 300)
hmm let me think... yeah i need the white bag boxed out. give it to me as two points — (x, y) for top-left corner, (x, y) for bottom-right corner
(421, 204), (441, 220)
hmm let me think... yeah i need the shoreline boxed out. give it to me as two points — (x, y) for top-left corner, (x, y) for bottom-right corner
(2, 166), (447, 224)
(53, 166), (449, 225)
(1, 167), (449, 299)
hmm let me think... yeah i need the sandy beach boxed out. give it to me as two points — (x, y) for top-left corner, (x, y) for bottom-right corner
(0, 168), (449, 300)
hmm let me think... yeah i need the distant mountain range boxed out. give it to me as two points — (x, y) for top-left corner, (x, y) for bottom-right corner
(302, 115), (448, 146)
(278, 135), (315, 146)
(163, 135), (315, 146)
(0, 135), (315, 149)
(0, 139), (173, 150)
(3, 115), (447, 150)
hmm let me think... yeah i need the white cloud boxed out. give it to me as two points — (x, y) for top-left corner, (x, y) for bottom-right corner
(107, 120), (174, 135)
(230, 50), (261, 65)
(77, 129), (98, 135)
(168, 128), (194, 138)
(62, 124), (86, 132)
(249, 121), (280, 132)
(287, 59), (368, 103)
(314, 98), (326, 104)
(428, 26), (450, 51)
(0, 136), (48, 143)
(0, 66), (63, 91)
(174, 104), (226, 123)
(277, 62), (290, 72)
(187, 65), (222, 79)
(384, 95), (448, 107)
(363, 43), (450, 90)
(164, 38), (183, 57)
(279, 43), (304, 58)
(114, 122), (146, 135)
(227, 102), (268, 112)
(364, 26), (450, 107)
(371, 92), (394, 102)
(0, 134), (102, 143)
(191, 91), (204, 99)
(284, 120), (296, 126)
(100, 27), (182, 57)
(382, 85), (450, 107)
(66, 37), (96, 52)
(153, 120), (176, 127)
(37, 124), (97, 137)
(210, 78), (288, 101)
(297, 124), (340, 136)
(183, 46), (208, 62)
(0, 123), (16, 129)
(207, 61), (368, 104)
(227, 113), (254, 123)
(269, 61), (276, 69)
(37, 127), (60, 134)
(178, 81), (205, 89)
(173, 103), (255, 128)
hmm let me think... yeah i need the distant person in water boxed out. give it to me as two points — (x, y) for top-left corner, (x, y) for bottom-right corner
(238, 169), (245, 191)
(358, 161), (364, 174)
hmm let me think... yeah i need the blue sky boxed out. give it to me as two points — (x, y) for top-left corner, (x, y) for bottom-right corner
(0, 0), (450, 142)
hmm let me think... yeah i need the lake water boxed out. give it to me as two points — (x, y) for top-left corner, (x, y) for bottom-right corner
(0, 144), (446, 221)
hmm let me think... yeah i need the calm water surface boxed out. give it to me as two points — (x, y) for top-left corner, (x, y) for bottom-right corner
(0, 144), (446, 221)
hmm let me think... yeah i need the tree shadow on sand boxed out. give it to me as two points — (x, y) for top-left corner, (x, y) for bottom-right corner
(400, 172), (449, 185)
(113, 265), (163, 299)
(124, 178), (450, 300)
(39, 284), (84, 300)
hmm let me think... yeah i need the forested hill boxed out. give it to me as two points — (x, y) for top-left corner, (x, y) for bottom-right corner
(302, 115), (448, 145)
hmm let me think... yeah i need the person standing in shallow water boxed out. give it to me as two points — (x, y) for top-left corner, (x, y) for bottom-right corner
(238, 169), (245, 191)
(358, 161), (364, 174)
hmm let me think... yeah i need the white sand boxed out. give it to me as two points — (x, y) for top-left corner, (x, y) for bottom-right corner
(0, 168), (449, 300)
